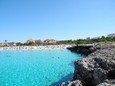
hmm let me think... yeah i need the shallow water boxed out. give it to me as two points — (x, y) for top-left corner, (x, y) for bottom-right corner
(0, 49), (83, 86)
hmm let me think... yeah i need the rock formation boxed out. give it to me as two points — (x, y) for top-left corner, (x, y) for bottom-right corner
(62, 43), (115, 86)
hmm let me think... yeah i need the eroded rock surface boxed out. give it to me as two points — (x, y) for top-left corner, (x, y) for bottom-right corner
(62, 44), (115, 86)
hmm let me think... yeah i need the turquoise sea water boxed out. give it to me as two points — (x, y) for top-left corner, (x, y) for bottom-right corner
(0, 49), (83, 86)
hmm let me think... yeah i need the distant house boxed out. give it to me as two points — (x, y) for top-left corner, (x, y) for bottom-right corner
(7, 42), (16, 46)
(0, 43), (4, 46)
(0, 42), (16, 47)
(26, 39), (35, 44)
(107, 33), (115, 38)
(26, 39), (42, 45)
(35, 40), (42, 44)
(44, 39), (56, 44)
(91, 37), (100, 40)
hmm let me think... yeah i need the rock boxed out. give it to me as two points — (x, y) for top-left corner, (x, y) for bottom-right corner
(61, 80), (83, 86)
(93, 68), (107, 85)
(67, 45), (96, 56)
(97, 82), (111, 86)
(62, 43), (115, 86)
(73, 47), (115, 86)
(97, 79), (115, 86)
(61, 82), (66, 86)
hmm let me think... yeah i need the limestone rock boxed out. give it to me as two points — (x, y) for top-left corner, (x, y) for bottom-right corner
(62, 44), (115, 86)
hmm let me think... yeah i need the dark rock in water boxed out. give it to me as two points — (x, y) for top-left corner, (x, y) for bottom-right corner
(68, 61), (74, 67)
(51, 73), (73, 86)
(61, 43), (115, 86)
(61, 82), (66, 86)
(61, 80), (83, 86)
(67, 45), (96, 56)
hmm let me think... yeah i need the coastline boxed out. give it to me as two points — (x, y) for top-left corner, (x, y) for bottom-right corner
(0, 45), (75, 51)
(61, 43), (115, 86)
(1, 43), (115, 86)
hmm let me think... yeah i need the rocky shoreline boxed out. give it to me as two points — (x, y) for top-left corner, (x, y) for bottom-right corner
(67, 44), (96, 56)
(61, 43), (115, 86)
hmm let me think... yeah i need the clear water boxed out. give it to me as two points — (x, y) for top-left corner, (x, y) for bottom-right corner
(0, 49), (83, 86)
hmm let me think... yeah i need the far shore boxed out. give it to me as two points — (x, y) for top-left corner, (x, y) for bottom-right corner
(0, 43), (115, 51)
(0, 45), (75, 51)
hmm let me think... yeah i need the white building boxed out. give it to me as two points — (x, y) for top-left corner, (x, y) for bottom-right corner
(107, 33), (115, 38)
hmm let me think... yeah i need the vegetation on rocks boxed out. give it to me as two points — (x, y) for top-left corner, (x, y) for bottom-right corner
(1, 34), (115, 47)
(58, 36), (115, 45)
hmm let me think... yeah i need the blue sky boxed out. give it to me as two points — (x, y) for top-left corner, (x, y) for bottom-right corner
(0, 0), (115, 42)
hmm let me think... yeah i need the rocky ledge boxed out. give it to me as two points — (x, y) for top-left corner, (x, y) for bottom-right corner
(67, 44), (96, 56)
(61, 43), (115, 86)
